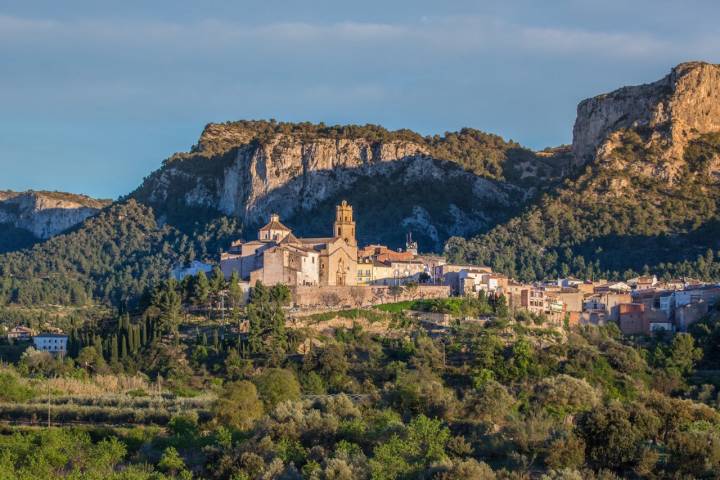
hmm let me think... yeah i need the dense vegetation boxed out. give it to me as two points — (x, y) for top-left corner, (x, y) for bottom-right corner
(2, 279), (720, 478)
(0, 201), (242, 307)
(448, 129), (720, 282)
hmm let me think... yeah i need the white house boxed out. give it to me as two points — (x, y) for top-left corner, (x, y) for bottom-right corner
(33, 334), (68, 355)
(172, 260), (213, 280)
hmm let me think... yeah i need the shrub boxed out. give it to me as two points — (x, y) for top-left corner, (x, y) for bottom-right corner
(254, 369), (301, 410)
(214, 380), (264, 431)
(0, 370), (34, 402)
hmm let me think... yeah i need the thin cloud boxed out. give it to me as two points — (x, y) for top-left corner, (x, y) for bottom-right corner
(0, 13), (690, 60)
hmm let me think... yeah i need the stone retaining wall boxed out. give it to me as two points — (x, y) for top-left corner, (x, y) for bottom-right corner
(291, 284), (451, 310)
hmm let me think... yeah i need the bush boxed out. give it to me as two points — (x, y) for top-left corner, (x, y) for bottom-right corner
(214, 380), (264, 431)
(254, 368), (301, 410)
(0, 370), (34, 402)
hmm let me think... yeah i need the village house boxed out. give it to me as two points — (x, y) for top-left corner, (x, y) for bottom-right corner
(521, 287), (546, 315)
(435, 264), (493, 294)
(618, 303), (646, 335)
(388, 259), (427, 285)
(459, 271), (509, 296)
(33, 333), (68, 356)
(356, 258), (374, 285)
(6, 326), (35, 341)
(628, 275), (658, 291)
(171, 260), (213, 280)
(583, 292), (632, 322)
(594, 281), (632, 294)
(358, 244), (414, 264)
(551, 288), (584, 313)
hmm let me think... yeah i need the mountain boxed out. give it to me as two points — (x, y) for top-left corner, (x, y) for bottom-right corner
(448, 61), (720, 281)
(2, 61), (718, 306)
(0, 190), (110, 253)
(0, 123), (563, 306)
(130, 121), (566, 251)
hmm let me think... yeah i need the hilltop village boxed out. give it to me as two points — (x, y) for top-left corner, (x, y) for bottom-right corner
(210, 201), (720, 337)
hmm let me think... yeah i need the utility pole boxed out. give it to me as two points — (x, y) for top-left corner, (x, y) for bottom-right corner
(47, 376), (51, 427)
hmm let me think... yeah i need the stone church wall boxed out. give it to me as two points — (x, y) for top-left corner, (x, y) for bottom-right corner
(291, 284), (451, 310)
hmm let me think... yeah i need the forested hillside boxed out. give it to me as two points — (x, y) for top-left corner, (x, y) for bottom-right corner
(447, 130), (720, 282)
(448, 62), (720, 282)
(0, 200), (241, 306)
(2, 289), (720, 478)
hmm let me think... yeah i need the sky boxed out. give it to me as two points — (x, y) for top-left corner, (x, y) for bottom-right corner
(1, 1), (719, 199)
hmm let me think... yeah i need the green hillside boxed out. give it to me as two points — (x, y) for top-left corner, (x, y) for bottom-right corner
(447, 130), (720, 281)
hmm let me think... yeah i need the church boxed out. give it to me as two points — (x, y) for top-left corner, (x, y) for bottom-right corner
(220, 201), (358, 287)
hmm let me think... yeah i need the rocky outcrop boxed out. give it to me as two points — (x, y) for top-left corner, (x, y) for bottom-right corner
(132, 123), (524, 250)
(572, 61), (720, 166)
(214, 135), (434, 221)
(0, 191), (109, 239)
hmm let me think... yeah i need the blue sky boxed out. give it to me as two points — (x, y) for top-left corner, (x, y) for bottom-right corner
(1, 0), (719, 199)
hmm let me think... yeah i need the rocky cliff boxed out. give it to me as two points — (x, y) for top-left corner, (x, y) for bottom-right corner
(572, 61), (720, 169)
(0, 190), (109, 239)
(132, 122), (557, 250)
(451, 62), (720, 281)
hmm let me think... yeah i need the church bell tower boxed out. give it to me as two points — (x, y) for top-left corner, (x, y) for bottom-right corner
(334, 200), (357, 246)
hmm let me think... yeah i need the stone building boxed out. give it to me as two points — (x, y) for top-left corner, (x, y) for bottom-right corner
(221, 201), (358, 287)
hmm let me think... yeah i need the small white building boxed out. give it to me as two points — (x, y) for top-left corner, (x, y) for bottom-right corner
(33, 334), (68, 355)
(171, 260), (213, 280)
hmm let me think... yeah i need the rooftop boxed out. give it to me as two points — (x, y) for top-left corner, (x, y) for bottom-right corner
(259, 213), (291, 232)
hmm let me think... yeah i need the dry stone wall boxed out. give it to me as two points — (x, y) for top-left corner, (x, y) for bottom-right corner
(291, 284), (451, 310)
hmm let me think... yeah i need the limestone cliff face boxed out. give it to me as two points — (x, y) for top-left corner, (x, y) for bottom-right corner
(134, 124), (521, 250)
(0, 191), (109, 239)
(572, 62), (720, 167)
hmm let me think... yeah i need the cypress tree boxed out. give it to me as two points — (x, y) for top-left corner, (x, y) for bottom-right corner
(134, 326), (141, 353)
(141, 321), (147, 346)
(111, 335), (119, 363)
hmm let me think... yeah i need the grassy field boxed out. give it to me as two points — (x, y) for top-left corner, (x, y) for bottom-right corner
(376, 297), (468, 316)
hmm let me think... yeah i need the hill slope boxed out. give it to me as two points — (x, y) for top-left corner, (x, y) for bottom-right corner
(448, 62), (720, 281)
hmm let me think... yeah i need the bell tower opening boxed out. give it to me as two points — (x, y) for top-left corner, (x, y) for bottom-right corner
(333, 200), (357, 247)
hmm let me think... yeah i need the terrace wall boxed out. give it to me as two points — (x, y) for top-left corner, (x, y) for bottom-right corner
(291, 284), (451, 310)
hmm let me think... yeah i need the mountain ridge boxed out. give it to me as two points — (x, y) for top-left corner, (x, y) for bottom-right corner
(2, 61), (719, 306)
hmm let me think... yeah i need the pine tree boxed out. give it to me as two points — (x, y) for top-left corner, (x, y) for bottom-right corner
(210, 266), (226, 293)
(228, 271), (243, 308)
(192, 271), (210, 306)
(158, 279), (182, 332)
